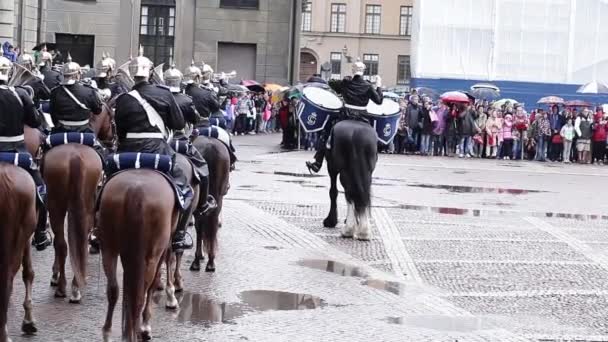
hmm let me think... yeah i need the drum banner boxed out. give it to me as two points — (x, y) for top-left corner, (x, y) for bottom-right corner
(368, 113), (401, 145)
(297, 101), (332, 133)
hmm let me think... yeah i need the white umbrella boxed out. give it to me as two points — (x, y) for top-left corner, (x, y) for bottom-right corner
(383, 91), (400, 99)
(577, 81), (608, 94)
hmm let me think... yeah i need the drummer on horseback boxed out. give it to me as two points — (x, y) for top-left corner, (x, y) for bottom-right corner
(0, 56), (51, 250)
(114, 50), (217, 250)
(306, 59), (383, 173)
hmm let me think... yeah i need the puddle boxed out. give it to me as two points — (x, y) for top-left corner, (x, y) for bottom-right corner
(362, 279), (406, 296)
(174, 290), (325, 326)
(238, 185), (257, 189)
(383, 315), (489, 333)
(453, 170), (468, 175)
(263, 246), (282, 250)
(254, 171), (323, 178)
(480, 201), (514, 207)
(240, 290), (326, 311)
(297, 259), (369, 278)
(407, 183), (545, 195)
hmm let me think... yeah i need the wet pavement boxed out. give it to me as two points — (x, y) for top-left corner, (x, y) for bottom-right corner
(6, 133), (608, 341)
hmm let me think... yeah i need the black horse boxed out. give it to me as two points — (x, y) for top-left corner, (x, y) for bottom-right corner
(322, 120), (378, 240)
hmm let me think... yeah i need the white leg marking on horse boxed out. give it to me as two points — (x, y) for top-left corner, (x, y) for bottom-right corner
(355, 209), (371, 241)
(341, 202), (355, 238)
(70, 285), (82, 303)
(165, 285), (178, 309)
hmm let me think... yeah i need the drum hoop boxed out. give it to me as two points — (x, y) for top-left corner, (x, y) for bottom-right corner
(303, 90), (343, 111)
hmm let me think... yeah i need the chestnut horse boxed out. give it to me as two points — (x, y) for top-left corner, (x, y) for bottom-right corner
(43, 104), (114, 302)
(98, 170), (178, 341)
(0, 164), (38, 342)
(189, 136), (230, 273)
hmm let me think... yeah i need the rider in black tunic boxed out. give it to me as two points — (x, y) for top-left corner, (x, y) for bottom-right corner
(113, 51), (217, 250)
(0, 56), (51, 251)
(306, 60), (383, 173)
(39, 48), (63, 91)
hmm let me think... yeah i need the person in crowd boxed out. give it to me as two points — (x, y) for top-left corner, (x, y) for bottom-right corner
(2, 42), (17, 62)
(432, 101), (447, 156)
(394, 99), (408, 155)
(235, 92), (253, 135)
(485, 109), (500, 158)
(513, 105), (529, 160)
(560, 117), (575, 163)
(458, 103), (477, 158)
(532, 110), (551, 162)
(419, 101), (433, 156)
(591, 111), (607, 165)
(575, 109), (593, 164)
(406, 95), (422, 153)
(474, 104), (488, 157)
(254, 93), (266, 134)
(547, 105), (564, 161)
(262, 93), (272, 133)
(445, 104), (460, 157)
(501, 114), (514, 160)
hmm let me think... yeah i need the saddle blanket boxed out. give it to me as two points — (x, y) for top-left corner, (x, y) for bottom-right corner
(194, 126), (231, 148)
(47, 132), (97, 148)
(0, 152), (36, 171)
(104, 153), (189, 210)
(169, 139), (190, 155)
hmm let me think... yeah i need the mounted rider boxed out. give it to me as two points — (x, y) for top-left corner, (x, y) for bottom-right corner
(0, 56), (51, 250)
(183, 62), (237, 170)
(38, 46), (63, 90)
(113, 49), (217, 250)
(94, 52), (115, 101)
(16, 50), (51, 130)
(306, 59), (383, 173)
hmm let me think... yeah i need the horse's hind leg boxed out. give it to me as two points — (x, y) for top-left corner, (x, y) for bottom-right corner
(204, 215), (219, 273)
(21, 244), (37, 335)
(190, 216), (204, 272)
(342, 201), (356, 239)
(354, 208), (371, 241)
(102, 250), (118, 342)
(323, 171), (339, 228)
(141, 257), (163, 341)
(48, 202), (67, 297)
(164, 250), (178, 310)
(174, 252), (184, 293)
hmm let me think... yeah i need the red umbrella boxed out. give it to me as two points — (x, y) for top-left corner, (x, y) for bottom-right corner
(564, 100), (592, 107)
(537, 96), (564, 105)
(440, 91), (470, 103)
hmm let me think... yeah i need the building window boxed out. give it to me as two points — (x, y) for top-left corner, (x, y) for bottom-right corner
(363, 54), (379, 81)
(397, 55), (411, 84)
(302, 1), (312, 32)
(330, 3), (346, 33)
(400, 6), (413, 36)
(365, 5), (381, 35)
(220, 0), (259, 9)
(330, 52), (342, 79)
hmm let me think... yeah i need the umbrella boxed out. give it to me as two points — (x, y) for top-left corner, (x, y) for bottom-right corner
(470, 83), (500, 100)
(271, 86), (289, 103)
(414, 87), (438, 100)
(264, 83), (284, 92)
(383, 91), (401, 99)
(493, 98), (519, 108)
(241, 80), (265, 93)
(32, 42), (56, 51)
(440, 91), (470, 103)
(227, 84), (249, 93)
(564, 100), (592, 107)
(577, 81), (608, 94)
(537, 96), (564, 105)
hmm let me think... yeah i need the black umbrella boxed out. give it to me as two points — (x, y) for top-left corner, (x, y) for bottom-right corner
(32, 42), (56, 51)
(470, 83), (500, 100)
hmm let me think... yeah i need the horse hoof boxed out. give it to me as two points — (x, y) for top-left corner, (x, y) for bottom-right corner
(189, 262), (201, 272)
(50, 276), (59, 287)
(205, 264), (216, 273)
(174, 286), (184, 293)
(89, 245), (100, 255)
(165, 301), (179, 310)
(323, 217), (337, 228)
(54, 289), (66, 298)
(354, 234), (371, 241)
(69, 298), (81, 304)
(22, 320), (37, 335)
(155, 284), (164, 291)
(141, 330), (152, 341)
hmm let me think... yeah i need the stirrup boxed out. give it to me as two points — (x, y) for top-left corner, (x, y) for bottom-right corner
(306, 161), (321, 174)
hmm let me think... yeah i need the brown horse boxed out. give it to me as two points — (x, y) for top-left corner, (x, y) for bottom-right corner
(43, 106), (114, 303)
(189, 136), (231, 273)
(98, 170), (178, 341)
(0, 164), (38, 342)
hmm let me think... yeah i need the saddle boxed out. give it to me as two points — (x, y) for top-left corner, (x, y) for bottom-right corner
(193, 126), (231, 149)
(104, 152), (189, 210)
(46, 132), (97, 148)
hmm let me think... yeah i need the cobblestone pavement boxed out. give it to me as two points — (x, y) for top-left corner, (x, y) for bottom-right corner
(5, 133), (608, 341)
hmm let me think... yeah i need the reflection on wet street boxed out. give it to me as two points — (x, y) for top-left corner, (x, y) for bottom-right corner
(297, 259), (369, 278)
(406, 183), (545, 194)
(384, 315), (489, 332)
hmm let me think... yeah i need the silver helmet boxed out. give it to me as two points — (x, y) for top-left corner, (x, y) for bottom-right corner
(104, 52), (117, 72)
(128, 45), (153, 78)
(18, 50), (35, 71)
(201, 62), (213, 83)
(0, 56), (12, 82)
(164, 64), (183, 93)
(352, 58), (366, 76)
(61, 53), (81, 84)
(183, 60), (202, 84)
(39, 45), (53, 67)
(96, 52), (114, 78)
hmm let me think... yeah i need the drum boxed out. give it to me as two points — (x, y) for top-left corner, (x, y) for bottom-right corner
(297, 86), (343, 133)
(39, 99), (54, 128)
(365, 99), (401, 145)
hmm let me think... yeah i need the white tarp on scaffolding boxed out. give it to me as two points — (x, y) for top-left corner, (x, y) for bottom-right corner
(412, 0), (608, 84)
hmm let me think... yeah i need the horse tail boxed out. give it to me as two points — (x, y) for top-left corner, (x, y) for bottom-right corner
(348, 138), (373, 216)
(201, 144), (222, 256)
(121, 186), (146, 341)
(67, 154), (88, 288)
(0, 169), (16, 330)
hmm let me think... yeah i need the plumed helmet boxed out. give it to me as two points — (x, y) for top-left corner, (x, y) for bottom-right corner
(201, 62), (213, 82)
(104, 52), (117, 71)
(164, 63), (183, 92)
(18, 50), (35, 70)
(62, 53), (81, 77)
(96, 52), (114, 78)
(39, 45), (53, 67)
(0, 56), (12, 82)
(352, 58), (366, 76)
(183, 60), (202, 84)
(128, 45), (153, 78)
